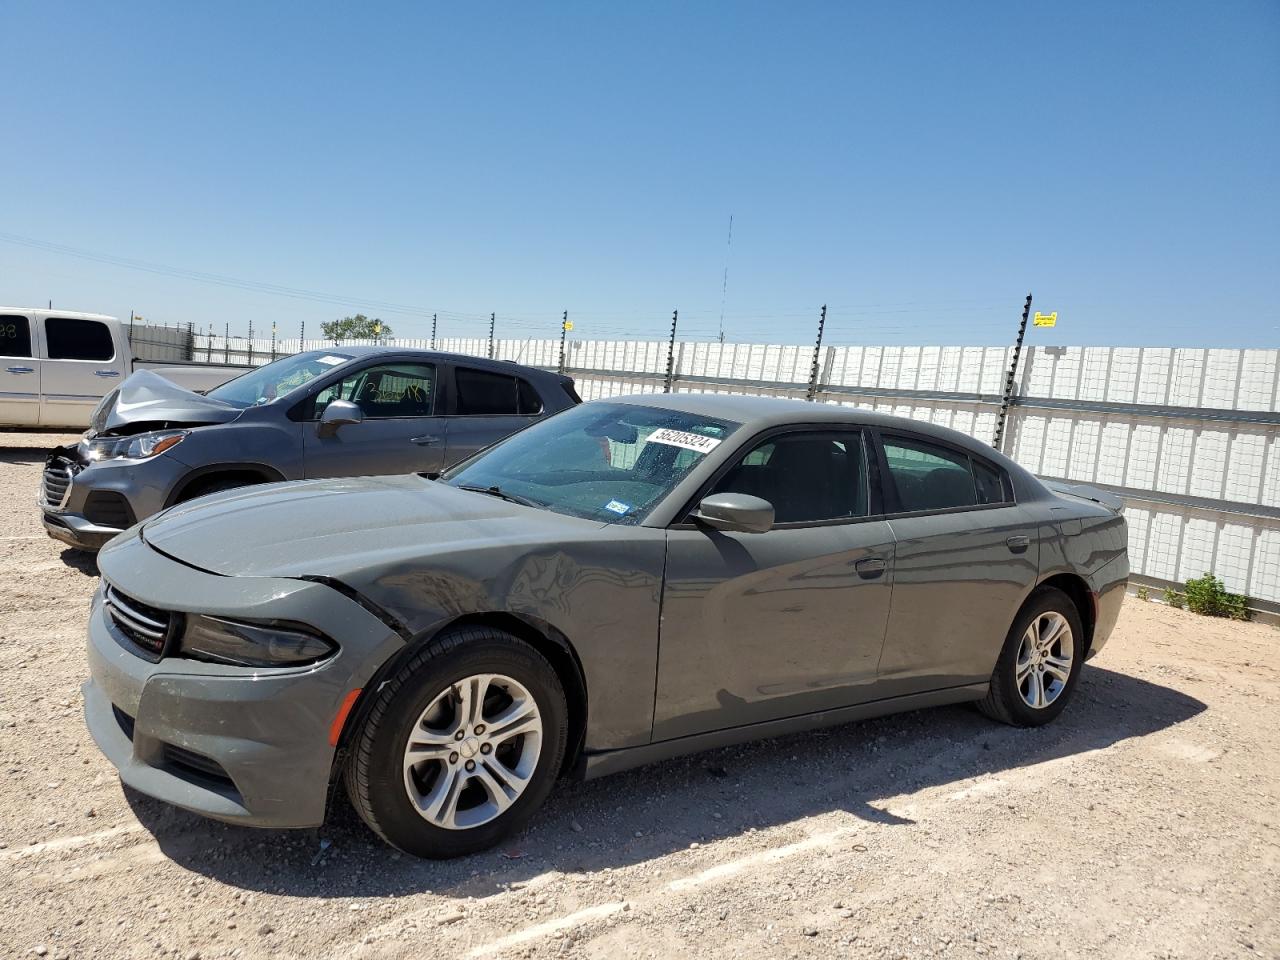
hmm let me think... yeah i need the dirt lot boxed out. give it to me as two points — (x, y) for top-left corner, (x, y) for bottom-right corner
(1, 431), (1277, 960)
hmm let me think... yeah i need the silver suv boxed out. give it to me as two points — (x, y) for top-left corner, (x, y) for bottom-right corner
(40, 347), (579, 549)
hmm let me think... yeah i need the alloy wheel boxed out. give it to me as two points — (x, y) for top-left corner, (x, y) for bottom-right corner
(402, 673), (543, 830)
(1015, 611), (1074, 709)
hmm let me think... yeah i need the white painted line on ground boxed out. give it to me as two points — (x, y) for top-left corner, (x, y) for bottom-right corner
(467, 902), (626, 957)
(666, 825), (861, 892)
(0, 823), (146, 859)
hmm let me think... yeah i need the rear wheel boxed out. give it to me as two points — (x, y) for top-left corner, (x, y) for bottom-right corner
(978, 587), (1084, 727)
(344, 625), (568, 858)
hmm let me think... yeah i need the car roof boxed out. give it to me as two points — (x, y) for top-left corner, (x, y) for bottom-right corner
(303, 345), (561, 378)
(606, 391), (1022, 468)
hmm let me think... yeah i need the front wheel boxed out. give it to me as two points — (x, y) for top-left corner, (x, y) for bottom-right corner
(977, 587), (1084, 727)
(344, 626), (568, 858)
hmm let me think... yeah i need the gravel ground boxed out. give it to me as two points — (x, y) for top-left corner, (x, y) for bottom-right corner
(1, 430), (1277, 960)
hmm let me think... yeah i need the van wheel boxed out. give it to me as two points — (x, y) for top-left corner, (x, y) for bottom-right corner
(344, 625), (568, 858)
(977, 587), (1084, 727)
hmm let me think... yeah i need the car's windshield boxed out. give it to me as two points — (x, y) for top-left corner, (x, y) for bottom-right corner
(207, 351), (354, 408)
(441, 402), (740, 524)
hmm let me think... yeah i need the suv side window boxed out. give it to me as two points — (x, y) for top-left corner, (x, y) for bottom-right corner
(709, 431), (868, 524)
(454, 367), (542, 415)
(881, 436), (1009, 512)
(45, 317), (114, 361)
(0, 316), (32, 358)
(313, 363), (436, 419)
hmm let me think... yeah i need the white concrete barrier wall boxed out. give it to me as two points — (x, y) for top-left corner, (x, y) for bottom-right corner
(193, 334), (1280, 607)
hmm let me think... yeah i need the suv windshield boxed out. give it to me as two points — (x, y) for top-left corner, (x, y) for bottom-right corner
(207, 351), (354, 408)
(441, 402), (740, 524)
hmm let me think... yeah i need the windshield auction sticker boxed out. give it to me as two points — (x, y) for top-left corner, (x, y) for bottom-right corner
(644, 428), (722, 454)
(316, 355), (348, 366)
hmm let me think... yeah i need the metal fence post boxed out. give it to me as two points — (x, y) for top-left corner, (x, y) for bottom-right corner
(805, 305), (827, 401)
(993, 293), (1033, 450)
(271, 322), (277, 361)
(247, 321), (254, 367)
(431, 313), (437, 350)
(224, 323), (229, 363)
(300, 321), (305, 353)
(488, 313), (496, 359)
(663, 310), (679, 393)
(558, 311), (569, 375)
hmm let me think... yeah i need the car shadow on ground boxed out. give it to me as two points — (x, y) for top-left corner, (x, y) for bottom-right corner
(58, 548), (99, 576)
(125, 666), (1204, 899)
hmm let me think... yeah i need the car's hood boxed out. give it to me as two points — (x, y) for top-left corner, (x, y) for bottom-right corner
(90, 369), (243, 435)
(140, 474), (604, 579)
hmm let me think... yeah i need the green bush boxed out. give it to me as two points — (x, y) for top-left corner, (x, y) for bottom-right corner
(1135, 585), (1150, 602)
(1163, 587), (1184, 609)
(1182, 573), (1251, 621)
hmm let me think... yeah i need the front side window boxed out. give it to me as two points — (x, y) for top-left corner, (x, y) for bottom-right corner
(0, 315), (32, 358)
(209, 351), (354, 408)
(882, 436), (1008, 512)
(45, 317), (114, 361)
(710, 431), (868, 523)
(314, 362), (436, 419)
(442, 402), (739, 524)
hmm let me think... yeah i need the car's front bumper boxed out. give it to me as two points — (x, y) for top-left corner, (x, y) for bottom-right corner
(39, 445), (186, 550)
(84, 529), (403, 828)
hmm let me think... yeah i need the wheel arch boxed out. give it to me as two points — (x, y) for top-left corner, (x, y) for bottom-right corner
(166, 462), (287, 506)
(1033, 572), (1096, 654)
(332, 611), (589, 779)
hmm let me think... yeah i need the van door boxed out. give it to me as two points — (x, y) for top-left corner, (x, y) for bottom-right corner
(0, 314), (40, 426)
(39, 316), (125, 427)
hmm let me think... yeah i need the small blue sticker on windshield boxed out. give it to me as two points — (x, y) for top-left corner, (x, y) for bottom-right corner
(604, 499), (632, 516)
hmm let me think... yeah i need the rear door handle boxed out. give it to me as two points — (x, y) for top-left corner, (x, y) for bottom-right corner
(1006, 535), (1030, 553)
(6, 366), (34, 374)
(410, 435), (440, 446)
(855, 557), (887, 579)
(95, 370), (120, 378)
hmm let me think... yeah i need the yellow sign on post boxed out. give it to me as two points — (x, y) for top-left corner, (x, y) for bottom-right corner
(563, 320), (574, 332)
(1033, 311), (1057, 328)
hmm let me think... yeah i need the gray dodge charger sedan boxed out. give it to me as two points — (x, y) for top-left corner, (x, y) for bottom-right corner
(41, 347), (578, 549)
(84, 393), (1128, 858)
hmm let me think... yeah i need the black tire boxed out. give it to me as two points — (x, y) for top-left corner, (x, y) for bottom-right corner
(344, 625), (568, 858)
(977, 586), (1085, 727)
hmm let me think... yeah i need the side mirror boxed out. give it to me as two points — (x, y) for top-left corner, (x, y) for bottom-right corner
(317, 399), (364, 438)
(692, 493), (774, 534)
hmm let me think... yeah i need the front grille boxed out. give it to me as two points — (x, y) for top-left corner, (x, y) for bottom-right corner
(83, 491), (134, 530)
(42, 458), (77, 508)
(104, 585), (180, 660)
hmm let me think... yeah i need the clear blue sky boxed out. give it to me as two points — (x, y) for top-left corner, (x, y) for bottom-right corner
(2, 1), (1277, 347)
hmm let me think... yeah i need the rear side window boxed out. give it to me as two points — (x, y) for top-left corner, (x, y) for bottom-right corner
(45, 317), (114, 361)
(973, 459), (1008, 504)
(454, 367), (541, 415)
(0, 315), (32, 358)
(882, 436), (1010, 512)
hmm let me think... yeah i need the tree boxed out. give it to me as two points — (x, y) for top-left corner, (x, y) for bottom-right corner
(321, 314), (392, 342)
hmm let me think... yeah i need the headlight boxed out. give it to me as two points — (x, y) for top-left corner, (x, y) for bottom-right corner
(181, 615), (336, 667)
(83, 429), (189, 462)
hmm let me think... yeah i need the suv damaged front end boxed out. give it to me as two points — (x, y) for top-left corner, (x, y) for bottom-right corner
(84, 525), (403, 828)
(40, 372), (241, 550)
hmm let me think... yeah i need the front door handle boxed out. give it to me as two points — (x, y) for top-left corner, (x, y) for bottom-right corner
(410, 435), (440, 446)
(6, 366), (34, 374)
(95, 369), (121, 378)
(1006, 535), (1030, 553)
(855, 557), (887, 579)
